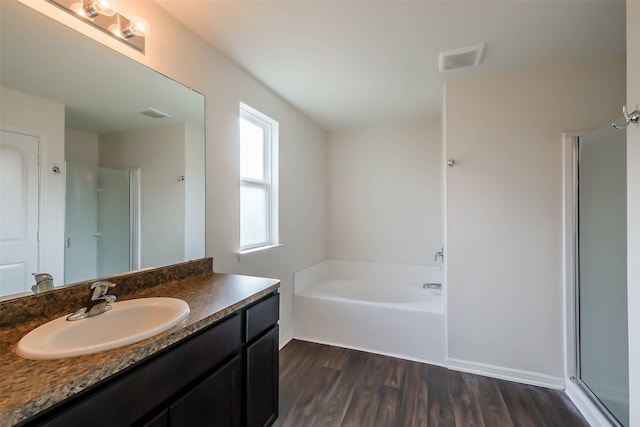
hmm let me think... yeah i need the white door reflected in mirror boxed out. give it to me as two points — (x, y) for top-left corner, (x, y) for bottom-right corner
(0, 130), (39, 296)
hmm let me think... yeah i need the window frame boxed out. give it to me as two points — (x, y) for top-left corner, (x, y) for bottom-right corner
(239, 103), (279, 255)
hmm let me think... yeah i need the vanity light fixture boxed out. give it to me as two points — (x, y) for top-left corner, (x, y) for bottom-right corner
(47, 0), (147, 52)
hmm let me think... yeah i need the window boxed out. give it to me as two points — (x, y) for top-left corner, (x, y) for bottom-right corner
(239, 103), (279, 254)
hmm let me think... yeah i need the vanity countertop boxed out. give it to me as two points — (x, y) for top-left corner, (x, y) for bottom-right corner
(0, 272), (280, 426)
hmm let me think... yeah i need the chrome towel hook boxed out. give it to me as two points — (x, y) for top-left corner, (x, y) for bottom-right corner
(611, 106), (640, 130)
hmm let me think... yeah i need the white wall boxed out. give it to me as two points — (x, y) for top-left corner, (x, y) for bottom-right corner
(444, 56), (625, 383)
(0, 86), (65, 285)
(19, 0), (328, 345)
(129, 3), (327, 346)
(65, 128), (98, 165)
(184, 123), (206, 260)
(99, 125), (186, 268)
(327, 119), (441, 265)
(626, 1), (640, 424)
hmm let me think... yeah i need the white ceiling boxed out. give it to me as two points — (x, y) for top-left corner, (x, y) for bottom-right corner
(156, 0), (626, 131)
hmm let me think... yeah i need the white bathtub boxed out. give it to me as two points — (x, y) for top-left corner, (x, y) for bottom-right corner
(293, 260), (445, 365)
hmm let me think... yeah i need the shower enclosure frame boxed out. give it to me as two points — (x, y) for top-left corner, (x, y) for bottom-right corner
(64, 164), (141, 284)
(562, 131), (627, 427)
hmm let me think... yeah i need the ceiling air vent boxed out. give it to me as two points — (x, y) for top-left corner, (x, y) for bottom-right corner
(439, 43), (485, 72)
(139, 107), (171, 119)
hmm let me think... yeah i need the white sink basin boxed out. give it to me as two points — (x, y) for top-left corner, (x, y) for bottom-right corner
(17, 297), (190, 360)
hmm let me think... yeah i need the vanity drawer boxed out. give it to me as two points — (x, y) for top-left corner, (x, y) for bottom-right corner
(37, 313), (242, 427)
(245, 293), (279, 342)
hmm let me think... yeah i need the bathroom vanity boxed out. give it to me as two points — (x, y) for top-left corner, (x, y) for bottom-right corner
(0, 259), (280, 427)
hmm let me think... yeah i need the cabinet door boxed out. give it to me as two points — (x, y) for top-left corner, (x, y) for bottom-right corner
(246, 326), (279, 427)
(169, 355), (242, 427)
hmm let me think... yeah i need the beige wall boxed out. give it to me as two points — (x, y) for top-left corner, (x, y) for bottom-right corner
(327, 119), (442, 265)
(444, 56), (625, 381)
(627, 1), (640, 424)
(19, 0), (328, 345)
(0, 86), (66, 285)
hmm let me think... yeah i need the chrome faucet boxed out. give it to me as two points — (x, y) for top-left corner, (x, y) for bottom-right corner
(31, 273), (54, 294)
(67, 281), (117, 321)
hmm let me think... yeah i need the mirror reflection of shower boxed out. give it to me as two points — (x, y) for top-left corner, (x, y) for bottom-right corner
(64, 164), (140, 284)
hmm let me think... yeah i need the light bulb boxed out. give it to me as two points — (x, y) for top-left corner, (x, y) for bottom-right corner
(130, 17), (150, 37)
(70, 2), (85, 17)
(71, 0), (116, 18)
(87, 1), (116, 17)
(118, 16), (150, 39)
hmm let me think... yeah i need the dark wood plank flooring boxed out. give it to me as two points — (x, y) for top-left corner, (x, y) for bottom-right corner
(274, 340), (588, 427)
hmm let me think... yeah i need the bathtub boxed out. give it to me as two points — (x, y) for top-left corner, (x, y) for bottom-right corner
(293, 260), (445, 365)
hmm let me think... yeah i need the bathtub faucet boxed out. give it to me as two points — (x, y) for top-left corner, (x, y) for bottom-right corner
(434, 247), (444, 262)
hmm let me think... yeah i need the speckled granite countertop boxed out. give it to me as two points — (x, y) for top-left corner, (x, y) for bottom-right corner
(0, 269), (279, 426)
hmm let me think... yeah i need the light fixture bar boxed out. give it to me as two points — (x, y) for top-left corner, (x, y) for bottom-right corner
(47, 0), (146, 52)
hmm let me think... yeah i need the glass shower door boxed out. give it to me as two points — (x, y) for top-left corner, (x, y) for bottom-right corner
(577, 123), (628, 426)
(96, 167), (131, 277)
(64, 164), (98, 283)
(65, 165), (134, 283)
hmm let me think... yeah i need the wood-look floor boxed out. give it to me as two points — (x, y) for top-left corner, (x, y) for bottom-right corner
(274, 340), (588, 427)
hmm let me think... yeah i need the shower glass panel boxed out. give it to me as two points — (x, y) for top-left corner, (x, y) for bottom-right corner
(96, 167), (131, 277)
(65, 164), (133, 284)
(64, 164), (98, 284)
(577, 123), (628, 426)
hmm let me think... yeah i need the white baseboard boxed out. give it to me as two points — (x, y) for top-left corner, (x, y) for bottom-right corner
(279, 329), (293, 350)
(446, 357), (565, 390)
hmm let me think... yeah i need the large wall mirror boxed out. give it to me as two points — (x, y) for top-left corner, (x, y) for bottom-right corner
(0, 0), (206, 300)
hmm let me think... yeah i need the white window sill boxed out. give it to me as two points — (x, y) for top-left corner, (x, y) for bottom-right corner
(238, 243), (283, 262)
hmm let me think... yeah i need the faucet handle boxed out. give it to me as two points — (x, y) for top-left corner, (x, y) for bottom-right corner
(90, 280), (116, 300)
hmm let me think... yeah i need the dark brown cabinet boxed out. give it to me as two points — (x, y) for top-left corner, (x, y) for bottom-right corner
(245, 293), (280, 427)
(21, 293), (279, 427)
(247, 325), (279, 427)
